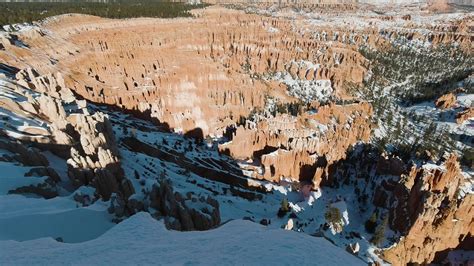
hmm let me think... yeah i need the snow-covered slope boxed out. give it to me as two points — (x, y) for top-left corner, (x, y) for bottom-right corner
(0, 212), (364, 265)
(0, 194), (113, 243)
(0, 69), (370, 264)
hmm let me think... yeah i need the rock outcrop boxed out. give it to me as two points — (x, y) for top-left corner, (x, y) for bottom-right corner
(383, 155), (473, 265)
(220, 102), (373, 187)
(66, 112), (130, 200)
(149, 179), (221, 231)
(456, 107), (474, 124)
(328, 145), (473, 265)
(2, 66), (130, 201)
(0, 139), (49, 167)
(435, 93), (456, 109)
(1, 64), (224, 230)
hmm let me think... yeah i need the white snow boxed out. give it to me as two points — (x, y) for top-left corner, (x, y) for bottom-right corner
(0, 212), (365, 265)
(279, 72), (332, 103)
(456, 94), (474, 108)
(459, 171), (474, 198)
(267, 26), (279, 33)
(0, 162), (48, 195)
(0, 194), (114, 243)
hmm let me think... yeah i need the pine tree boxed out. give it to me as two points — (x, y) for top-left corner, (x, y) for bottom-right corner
(325, 207), (342, 225)
(277, 198), (290, 218)
(371, 215), (388, 247)
(365, 211), (377, 233)
(325, 207), (343, 233)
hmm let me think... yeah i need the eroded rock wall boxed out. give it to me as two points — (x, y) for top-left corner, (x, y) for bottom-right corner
(383, 155), (473, 265)
(220, 102), (373, 186)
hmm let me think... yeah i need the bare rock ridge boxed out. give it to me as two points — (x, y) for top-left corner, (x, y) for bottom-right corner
(66, 112), (128, 201)
(149, 179), (221, 231)
(12, 67), (129, 201)
(332, 147), (473, 265)
(435, 92), (456, 109)
(220, 102), (373, 186)
(384, 154), (473, 265)
(3, 67), (131, 200)
(456, 107), (474, 124)
(1, 65), (221, 230)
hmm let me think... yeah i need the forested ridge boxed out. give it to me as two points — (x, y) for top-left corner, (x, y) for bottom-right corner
(0, 0), (208, 27)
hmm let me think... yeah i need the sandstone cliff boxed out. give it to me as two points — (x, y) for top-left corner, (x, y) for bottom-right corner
(383, 155), (473, 265)
(220, 102), (373, 187)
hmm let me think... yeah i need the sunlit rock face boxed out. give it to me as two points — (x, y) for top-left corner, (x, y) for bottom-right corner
(383, 155), (474, 265)
(0, 7), (398, 192)
(1, 6), (470, 138)
(0, 3), (472, 265)
(219, 102), (373, 186)
(0, 7), (372, 137)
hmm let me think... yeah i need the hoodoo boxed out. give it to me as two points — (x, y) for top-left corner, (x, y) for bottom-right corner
(0, 1), (472, 265)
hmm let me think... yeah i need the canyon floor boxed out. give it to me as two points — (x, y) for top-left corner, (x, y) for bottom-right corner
(0, 2), (473, 265)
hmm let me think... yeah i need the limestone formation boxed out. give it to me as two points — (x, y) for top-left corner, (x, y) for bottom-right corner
(383, 155), (473, 265)
(456, 107), (474, 124)
(435, 93), (456, 109)
(220, 102), (373, 187)
(150, 179), (221, 231)
(66, 112), (127, 200)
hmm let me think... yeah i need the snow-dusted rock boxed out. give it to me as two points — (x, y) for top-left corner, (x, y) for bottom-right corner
(284, 218), (294, 230)
(150, 180), (220, 231)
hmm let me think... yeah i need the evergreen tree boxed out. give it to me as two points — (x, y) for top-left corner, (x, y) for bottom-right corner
(365, 211), (377, 234)
(371, 215), (388, 247)
(277, 198), (290, 218)
(325, 207), (342, 225)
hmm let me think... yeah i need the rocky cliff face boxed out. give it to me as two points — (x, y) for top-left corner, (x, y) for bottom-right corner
(220, 102), (373, 187)
(435, 93), (456, 109)
(66, 112), (130, 201)
(0, 66), (220, 230)
(10, 67), (130, 201)
(330, 146), (473, 265)
(149, 179), (221, 231)
(456, 107), (474, 124)
(383, 155), (473, 265)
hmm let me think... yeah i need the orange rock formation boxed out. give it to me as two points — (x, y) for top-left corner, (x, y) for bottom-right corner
(384, 155), (473, 265)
